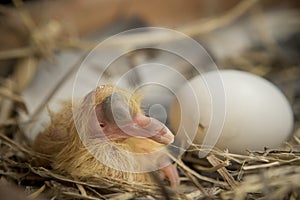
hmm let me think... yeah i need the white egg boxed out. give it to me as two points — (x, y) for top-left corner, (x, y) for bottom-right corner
(169, 70), (294, 154)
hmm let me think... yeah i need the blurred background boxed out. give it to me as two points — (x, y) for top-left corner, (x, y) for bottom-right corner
(0, 0), (299, 128)
(0, 0), (299, 199)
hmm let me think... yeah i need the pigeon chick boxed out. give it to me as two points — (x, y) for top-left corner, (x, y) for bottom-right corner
(32, 84), (179, 187)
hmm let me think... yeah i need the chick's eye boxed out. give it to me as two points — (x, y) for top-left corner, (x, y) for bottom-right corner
(102, 93), (133, 125)
(113, 107), (131, 125)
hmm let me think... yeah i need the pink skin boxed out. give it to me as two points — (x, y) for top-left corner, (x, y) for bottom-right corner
(161, 164), (180, 188)
(120, 113), (175, 144)
(91, 103), (179, 187)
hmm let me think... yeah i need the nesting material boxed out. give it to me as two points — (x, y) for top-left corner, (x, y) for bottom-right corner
(0, 1), (299, 199)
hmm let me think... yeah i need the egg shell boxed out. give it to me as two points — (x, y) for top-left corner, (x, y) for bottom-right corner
(169, 70), (294, 154)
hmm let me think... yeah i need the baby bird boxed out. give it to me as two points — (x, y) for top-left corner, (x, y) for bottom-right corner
(32, 84), (179, 187)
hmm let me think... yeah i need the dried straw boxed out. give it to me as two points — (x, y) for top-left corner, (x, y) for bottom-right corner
(0, 0), (299, 199)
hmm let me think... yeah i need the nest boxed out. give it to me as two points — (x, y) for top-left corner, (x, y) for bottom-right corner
(0, 0), (299, 199)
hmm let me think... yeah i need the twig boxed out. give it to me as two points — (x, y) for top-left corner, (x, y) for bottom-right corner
(12, 0), (37, 32)
(0, 81), (14, 125)
(77, 184), (88, 197)
(0, 133), (46, 158)
(108, 193), (135, 200)
(168, 153), (228, 187)
(193, 161), (230, 172)
(27, 184), (46, 200)
(293, 133), (300, 145)
(180, 169), (209, 197)
(243, 161), (280, 170)
(180, 0), (261, 35)
(0, 47), (34, 60)
(61, 191), (102, 200)
(85, 186), (107, 200)
(0, 86), (23, 103)
(207, 155), (238, 188)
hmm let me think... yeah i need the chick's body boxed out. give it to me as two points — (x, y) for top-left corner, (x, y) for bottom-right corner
(33, 85), (178, 185)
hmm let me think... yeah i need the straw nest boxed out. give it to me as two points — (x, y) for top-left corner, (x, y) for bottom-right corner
(0, 0), (299, 199)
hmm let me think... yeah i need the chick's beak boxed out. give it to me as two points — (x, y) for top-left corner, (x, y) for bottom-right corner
(102, 93), (174, 144)
(122, 113), (175, 145)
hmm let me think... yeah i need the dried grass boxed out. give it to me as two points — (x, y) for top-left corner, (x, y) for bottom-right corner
(0, 0), (299, 199)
